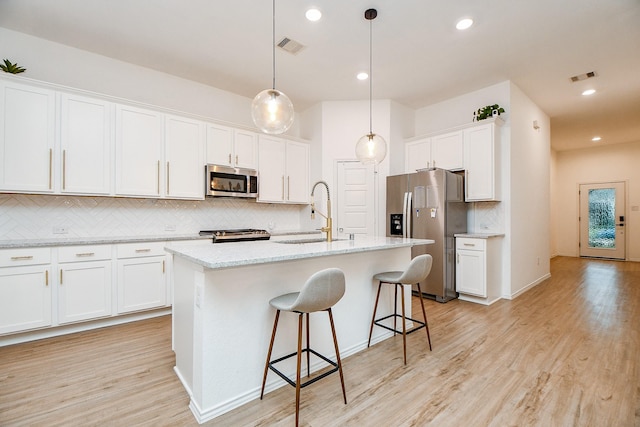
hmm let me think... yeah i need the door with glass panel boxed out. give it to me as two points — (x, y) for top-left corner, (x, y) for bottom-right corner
(579, 182), (626, 259)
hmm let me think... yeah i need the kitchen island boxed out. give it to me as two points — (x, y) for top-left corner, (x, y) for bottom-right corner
(166, 235), (433, 423)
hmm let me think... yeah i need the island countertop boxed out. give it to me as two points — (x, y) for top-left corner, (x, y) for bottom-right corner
(165, 235), (434, 270)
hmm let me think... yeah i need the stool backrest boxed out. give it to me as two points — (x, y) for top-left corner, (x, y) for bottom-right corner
(290, 268), (346, 313)
(396, 254), (433, 284)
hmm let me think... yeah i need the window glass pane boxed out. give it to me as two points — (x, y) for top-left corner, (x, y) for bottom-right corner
(588, 188), (615, 248)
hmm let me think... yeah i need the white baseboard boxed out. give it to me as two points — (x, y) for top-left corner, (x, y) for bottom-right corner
(502, 273), (551, 300)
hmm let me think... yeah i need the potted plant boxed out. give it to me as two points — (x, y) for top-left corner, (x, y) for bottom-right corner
(0, 59), (26, 74)
(473, 104), (505, 121)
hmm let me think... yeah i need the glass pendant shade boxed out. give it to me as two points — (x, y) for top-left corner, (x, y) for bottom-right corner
(252, 88), (294, 135)
(355, 132), (387, 165)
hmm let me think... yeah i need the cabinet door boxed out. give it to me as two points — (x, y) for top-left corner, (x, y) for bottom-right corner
(165, 115), (205, 199)
(464, 123), (498, 201)
(456, 249), (486, 297)
(233, 130), (258, 169)
(257, 136), (286, 202)
(0, 81), (55, 193)
(60, 94), (112, 195)
(285, 141), (309, 203)
(58, 260), (112, 324)
(115, 104), (163, 197)
(117, 256), (167, 313)
(0, 265), (52, 334)
(206, 123), (233, 166)
(432, 131), (463, 171)
(405, 139), (431, 173)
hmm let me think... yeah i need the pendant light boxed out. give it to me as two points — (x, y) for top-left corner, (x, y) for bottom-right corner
(251, 0), (294, 135)
(355, 8), (387, 165)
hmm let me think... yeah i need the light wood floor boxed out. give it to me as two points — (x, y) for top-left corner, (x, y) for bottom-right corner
(1, 256), (639, 426)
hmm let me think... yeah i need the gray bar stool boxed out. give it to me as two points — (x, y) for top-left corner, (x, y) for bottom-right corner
(260, 268), (347, 427)
(367, 254), (433, 364)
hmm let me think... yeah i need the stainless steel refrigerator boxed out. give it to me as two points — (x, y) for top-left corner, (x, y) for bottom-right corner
(386, 168), (467, 302)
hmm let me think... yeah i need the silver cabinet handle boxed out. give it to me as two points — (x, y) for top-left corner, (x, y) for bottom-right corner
(166, 162), (170, 195)
(11, 256), (34, 261)
(228, 153), (232, 165)
(49, 148), (53, 190)
(157, 160), (161, 195)
(281, 176), (285, 201)
(235, 154), (239, 165)
(135, 248), (151, 253)
(463, 243), (476, 247)
(287, 176), (290, 200)
(62, 149), (67, 190)
(75, 252), (95, 257)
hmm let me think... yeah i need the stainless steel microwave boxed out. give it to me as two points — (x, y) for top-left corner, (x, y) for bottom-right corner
(205, 164), (259, 198)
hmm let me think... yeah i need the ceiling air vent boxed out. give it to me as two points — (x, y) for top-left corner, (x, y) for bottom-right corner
(570, 71), (597, 82)
(277, 37), (305, 55)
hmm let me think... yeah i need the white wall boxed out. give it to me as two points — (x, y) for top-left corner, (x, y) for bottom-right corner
(508, 82), (551, 296)
(554, 140), (640, 261)
(550, 149), (559, 257)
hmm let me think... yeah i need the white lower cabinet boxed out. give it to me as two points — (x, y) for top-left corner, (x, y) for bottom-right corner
(57, 245), (112, 324)
(456, 236), (502, 305)
(116, 242), (167, 314)
(0, 248), (52, 334)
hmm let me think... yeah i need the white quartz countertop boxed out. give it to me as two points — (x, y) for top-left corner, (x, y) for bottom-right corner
(0, 233), (211, 249)
(166, 235), (435, 270)
(454, 233), (505, 239)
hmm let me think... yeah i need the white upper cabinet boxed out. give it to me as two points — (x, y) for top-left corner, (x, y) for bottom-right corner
(165, 115), (205, 200)
(431, 130), (463, 171)
(258, 136), (309, 204)
(463, 119), (502, 201)
(0, 81), (56, 193)
(405, 138), (431, 173)
(115, 104), (163, 197)
(206, 124), (257, 170)
(60, 94), (113, 195)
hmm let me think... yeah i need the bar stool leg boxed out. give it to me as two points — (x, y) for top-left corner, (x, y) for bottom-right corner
(416, 283), (432, 350)
(305, 312), (310, 377)
(328, 308), (347, 404)
(399, 283), (407, 365)
(367, 281), (383, 347)
(295, 313), (303, 427)
(261, 310), (280, 399)
(393, 282), (398, 336)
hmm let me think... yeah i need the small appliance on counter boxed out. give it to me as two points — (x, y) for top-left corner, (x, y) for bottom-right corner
(199, 229), (271, 243)
(205, 164), (258, 198)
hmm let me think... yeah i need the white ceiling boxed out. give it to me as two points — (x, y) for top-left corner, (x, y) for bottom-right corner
(1, 0), (639, 151)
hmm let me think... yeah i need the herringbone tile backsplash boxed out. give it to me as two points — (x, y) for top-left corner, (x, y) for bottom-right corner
(0, 194), (306, 240)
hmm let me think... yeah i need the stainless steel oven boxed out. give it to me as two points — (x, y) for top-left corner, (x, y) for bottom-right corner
(205, 164), (258, 198)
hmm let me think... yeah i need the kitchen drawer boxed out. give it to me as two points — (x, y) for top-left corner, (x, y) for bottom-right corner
(0, 247), (52, 267)
(116, 241), (167, 259)
(58, 244), (112, 263)
(456, 238), (486, 251)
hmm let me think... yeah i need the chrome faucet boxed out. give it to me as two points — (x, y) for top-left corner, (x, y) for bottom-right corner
(310, 180), (332, 242)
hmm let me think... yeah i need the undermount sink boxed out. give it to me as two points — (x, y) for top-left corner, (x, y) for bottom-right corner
(275, 238), (346, 244)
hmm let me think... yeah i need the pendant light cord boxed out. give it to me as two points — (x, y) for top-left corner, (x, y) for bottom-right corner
(368, 12), (373, 134)
(272, 0), (276, 90)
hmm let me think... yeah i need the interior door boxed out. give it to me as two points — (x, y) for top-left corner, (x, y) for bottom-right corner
(579, 182), (626, 259)
(336, 161), (375, 237)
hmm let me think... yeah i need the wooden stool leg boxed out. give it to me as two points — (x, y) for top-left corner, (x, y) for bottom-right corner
(305, 312), (310, 377)
(261, 310), (280, 399)
(416, 283), (432, 351)
(328, 308), (347, 404)
(295, 313), (303, 427)
(367, 281), (383, 347)
(399, 283), (407, 365)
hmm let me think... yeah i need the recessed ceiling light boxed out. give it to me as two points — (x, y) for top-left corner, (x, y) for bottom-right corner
(592, 136), (602, 142)
(305, 8), (322, 21)
(582, 89), (596, 96)
(357, 72), (368, 80)
(456, 18), (473, 30)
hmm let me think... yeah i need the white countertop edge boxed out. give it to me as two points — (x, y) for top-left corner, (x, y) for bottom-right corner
(166, 237), (435, 270)
(454, 233), (505, 239)
(0, 234), (211, 249)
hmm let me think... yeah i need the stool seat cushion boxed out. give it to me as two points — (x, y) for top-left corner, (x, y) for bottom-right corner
(269, 292), (300, 311)
(373, 271), (403, 283)
(373, 254), (433, 285)
(268, 268), (346, 314)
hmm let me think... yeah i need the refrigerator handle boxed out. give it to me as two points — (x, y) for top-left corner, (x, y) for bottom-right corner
(406, 192), (412, 239)
(402, 192), (408, 238)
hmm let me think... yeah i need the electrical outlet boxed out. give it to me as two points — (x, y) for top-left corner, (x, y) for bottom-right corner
(195, 286), (203, 308)
(53, 226), (69, 234)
